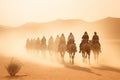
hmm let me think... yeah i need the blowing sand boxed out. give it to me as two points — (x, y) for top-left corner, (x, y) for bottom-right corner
(0, 34), (120, 80)
(0, 50), (120, 80)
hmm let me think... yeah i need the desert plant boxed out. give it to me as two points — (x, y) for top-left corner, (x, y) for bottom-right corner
(5, 58), (22, 76)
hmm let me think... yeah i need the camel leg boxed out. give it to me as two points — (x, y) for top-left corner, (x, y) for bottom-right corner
(82, 53), (84, 63)
(83, 53), (87, 63)
(62, 52), (65, 62)
(88, 53), (90, 65)
(85, 53), (88, 63)
(95, 52), (99, 63)
(93, 52), (97, 63)
(60, 52), (64, 62)
(82, 53), (85, 63)
(69, 53), (72, 64)
(96, 52), (99, 63)
(72, 53), (75, 64)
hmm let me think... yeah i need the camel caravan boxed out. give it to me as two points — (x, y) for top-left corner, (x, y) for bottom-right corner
(25, 32), (101, 64)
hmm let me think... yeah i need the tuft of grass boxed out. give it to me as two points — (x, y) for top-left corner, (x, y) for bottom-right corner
(5, 58), (22, 77)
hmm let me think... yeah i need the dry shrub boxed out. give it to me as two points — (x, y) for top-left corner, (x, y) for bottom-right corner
(5, 58), (22, 76)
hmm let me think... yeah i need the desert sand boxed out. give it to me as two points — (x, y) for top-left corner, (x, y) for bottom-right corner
(0, 45), (120, 80)
(0, 56), (120, 80)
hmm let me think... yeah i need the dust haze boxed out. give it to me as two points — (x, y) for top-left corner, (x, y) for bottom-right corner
(0, 20), (120, 68)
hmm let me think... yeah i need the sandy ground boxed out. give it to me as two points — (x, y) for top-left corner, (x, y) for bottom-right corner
(0, 54), (120, 80)
(0, 38), (119, 80)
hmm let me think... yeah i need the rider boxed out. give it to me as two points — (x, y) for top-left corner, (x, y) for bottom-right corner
(82, 32), (89, 43)
(54, 35), (60, 52)
(48, 36), (54, 51)
(36, 37), (41, 49)
(67, 32), (76, 52)
(48, 36), (54, 44)
(60, 33), (66, 44)
(92, 32), (99, 44)
(55, 35), (60, 47)
(92, 32), (101, 52)
(40, 36), (47, 50)
(79, 32), (89, 53)
(55, 35), (60, 45)
(68, 32), (75, 43)
(58, 33), (66, 52)
(26, 38), (30, 49)
(41, 36), (46, 44)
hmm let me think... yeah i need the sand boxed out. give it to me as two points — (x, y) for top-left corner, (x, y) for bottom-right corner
(0, 54), (120, 80)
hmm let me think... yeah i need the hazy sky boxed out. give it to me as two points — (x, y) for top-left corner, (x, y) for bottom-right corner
(0, 0), (120, 26)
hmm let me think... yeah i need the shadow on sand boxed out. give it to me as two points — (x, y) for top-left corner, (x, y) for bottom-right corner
(91, 65), (120, 73)
(4, 74), (28, 79)
(62, 62), (101, 76)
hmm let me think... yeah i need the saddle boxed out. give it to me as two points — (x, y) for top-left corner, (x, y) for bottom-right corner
(79, 40), (89, 53)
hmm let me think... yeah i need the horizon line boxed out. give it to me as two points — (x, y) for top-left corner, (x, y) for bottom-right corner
(0, 16), (120, 27)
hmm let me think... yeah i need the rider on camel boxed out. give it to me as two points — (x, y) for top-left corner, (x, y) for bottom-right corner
(68, 32), (75, 44)
(79, 32), (89, 53)
(40, 36), (47, 50)
(58, 33), (66, 52)
(92, 32), (101, 52)
(67, 32), (76, 52)
(60, 33), (66, 44)
(41, 36), (46, 44)
(55, 35), (60, 47)
(82, 32), (89, 43)
(48, 36), (54, 50)
(92, 32), (99, 44)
